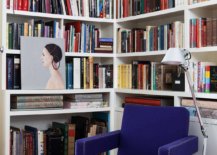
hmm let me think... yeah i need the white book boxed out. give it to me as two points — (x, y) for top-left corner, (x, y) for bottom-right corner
(72, 0), (79, 16)
(73, 58), (81, 89)
(84, 0), (89, 17)
(164, 25), (168, 50)
(38, 130), (44, 155)
(61, 0), (67, 15)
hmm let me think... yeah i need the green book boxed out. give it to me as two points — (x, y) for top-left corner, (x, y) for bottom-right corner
(140, 0), (144, 14)
(52, 122), (68, 155)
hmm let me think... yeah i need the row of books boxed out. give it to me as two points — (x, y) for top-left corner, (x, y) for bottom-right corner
(117, 21), (184, 53)
(188, 0), (209, 5)
(188, 62), (217, 93)
(64, 93), (109, 108)
(190, 18), (217, 48)
(11, 95), (64, 110)
(6, 55), (21, 89)
(118, 61), (179, 91)
(182, 98), (217, 119)
(7, 20), (61, 49)
(7, 0), (113, 19)
(10, 115), (108, 155)
(66, 57), (113, 89)
(123, 96), (174, 107)
(117, 0), (185, 18)
(11, 94), (109, 110)
(64, 21), (113, 53)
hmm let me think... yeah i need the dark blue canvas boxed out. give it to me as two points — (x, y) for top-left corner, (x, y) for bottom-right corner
(75, 104), (198, 155)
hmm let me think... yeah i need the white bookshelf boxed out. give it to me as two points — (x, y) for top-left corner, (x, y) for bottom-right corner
(2, 0), (217, 155)
(0, 0), (116, 154)
(6, 9), (115, 23)
(114, 1), (217, 155)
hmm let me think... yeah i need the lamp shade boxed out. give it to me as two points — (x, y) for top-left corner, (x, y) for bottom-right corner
(161, 48), (186, 65)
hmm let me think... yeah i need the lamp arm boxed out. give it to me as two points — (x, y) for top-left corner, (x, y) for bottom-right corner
(184, 69), (208, 155)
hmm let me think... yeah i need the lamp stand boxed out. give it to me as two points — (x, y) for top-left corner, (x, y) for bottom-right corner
(185, 68), (208, 155)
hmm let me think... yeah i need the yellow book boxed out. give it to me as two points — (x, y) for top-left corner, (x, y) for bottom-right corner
(129, 64), (132, 89)
(83, 58), (87, 89)
(118, 65), (121, 88)
(24, 22), (29, 36)
(89, 57), (94, 89)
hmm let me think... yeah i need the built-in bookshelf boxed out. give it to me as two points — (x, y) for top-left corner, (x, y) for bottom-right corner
(1, 0), (217, 155)
(114, 1), (217, 155)
(0, 0), (115, 154)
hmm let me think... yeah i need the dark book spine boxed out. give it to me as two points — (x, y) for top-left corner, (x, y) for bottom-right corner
(210, 66), (217, 92)
(132, 61), (138, 89)
(7, 56), (14, 89)
(93, 63), (99, 88)
(80, 58), (84, 89)
(13, 55), (21, 89)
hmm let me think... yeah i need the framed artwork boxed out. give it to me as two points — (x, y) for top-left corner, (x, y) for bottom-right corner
(21, 37), (65, 89)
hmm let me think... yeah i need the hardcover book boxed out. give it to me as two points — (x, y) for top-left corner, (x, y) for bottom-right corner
(21, 37), (65, 89)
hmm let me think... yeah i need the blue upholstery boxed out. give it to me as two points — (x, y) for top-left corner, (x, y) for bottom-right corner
(75, 104), (198, 155)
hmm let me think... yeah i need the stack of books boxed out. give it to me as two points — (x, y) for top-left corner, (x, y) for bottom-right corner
(64, 93), (108, 109)
(95, 38), (113, 53)
(11, 95), (64, 110)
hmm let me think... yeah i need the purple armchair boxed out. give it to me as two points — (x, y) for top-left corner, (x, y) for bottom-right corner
(75, 104), (198, 155)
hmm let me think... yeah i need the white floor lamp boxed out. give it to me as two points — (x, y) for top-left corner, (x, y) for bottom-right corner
(161, 48), (208, 155)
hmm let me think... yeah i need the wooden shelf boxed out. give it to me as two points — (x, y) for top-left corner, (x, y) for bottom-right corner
(10, 107), (111, 116)
(188, 0), (217, 10)
(6, 9), (114, 23)
(190, 116), (217, 125)
(4, 88), (113, 95)
(189, 47), (217, 53)
(65, 52), (114, 58)
(116, 50), (166, 57)
(115, 89), (183, 96)
(6, 49), (114, 57)
(116, 6), (185, 23)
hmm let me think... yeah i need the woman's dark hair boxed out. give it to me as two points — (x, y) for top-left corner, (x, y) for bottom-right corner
(45, 44), (62, 70)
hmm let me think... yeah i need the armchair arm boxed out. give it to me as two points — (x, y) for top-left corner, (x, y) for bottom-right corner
(75, 130), (121, 155)
(158, 136), (198, 155)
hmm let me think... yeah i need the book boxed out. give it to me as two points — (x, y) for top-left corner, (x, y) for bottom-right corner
(71, 116), (89, 140)
(52, 122), (68, 155)
(182, 98), (217, 110)
(24, 125), (38, 155)
(124, 97), (174, 106)
(210, 66), (217, 92)
(45, 128), (64, 155)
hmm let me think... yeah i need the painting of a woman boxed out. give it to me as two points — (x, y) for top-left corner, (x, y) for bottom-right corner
(41, 44), (64, 89)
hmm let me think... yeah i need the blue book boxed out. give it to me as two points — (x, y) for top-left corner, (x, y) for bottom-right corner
(160, 25), (164, 50)
(99, 38), (113, 42)
(66, 63), (73, 89)
(7, 56), (14, 89)
(92, 25), (95, 53)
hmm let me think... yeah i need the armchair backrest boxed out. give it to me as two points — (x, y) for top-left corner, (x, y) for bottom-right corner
(118, 104), (189, 155)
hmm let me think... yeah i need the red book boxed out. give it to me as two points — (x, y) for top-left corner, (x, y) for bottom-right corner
(45, 0), (51, 13)
(125, 97), (161, 106)
(66, 0), (72, 15)
(160, 0), (164, 10)
(65, 22), (81, 33)
(17, 0), (22, 10)
(123, 0), (128, 17)
(7, 0), (10, 9)
(124, 97), (173, 106)
(22, 0), (28, 11)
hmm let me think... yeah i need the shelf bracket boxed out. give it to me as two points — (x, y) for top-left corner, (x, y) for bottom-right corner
(0, 47), (3, 53)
